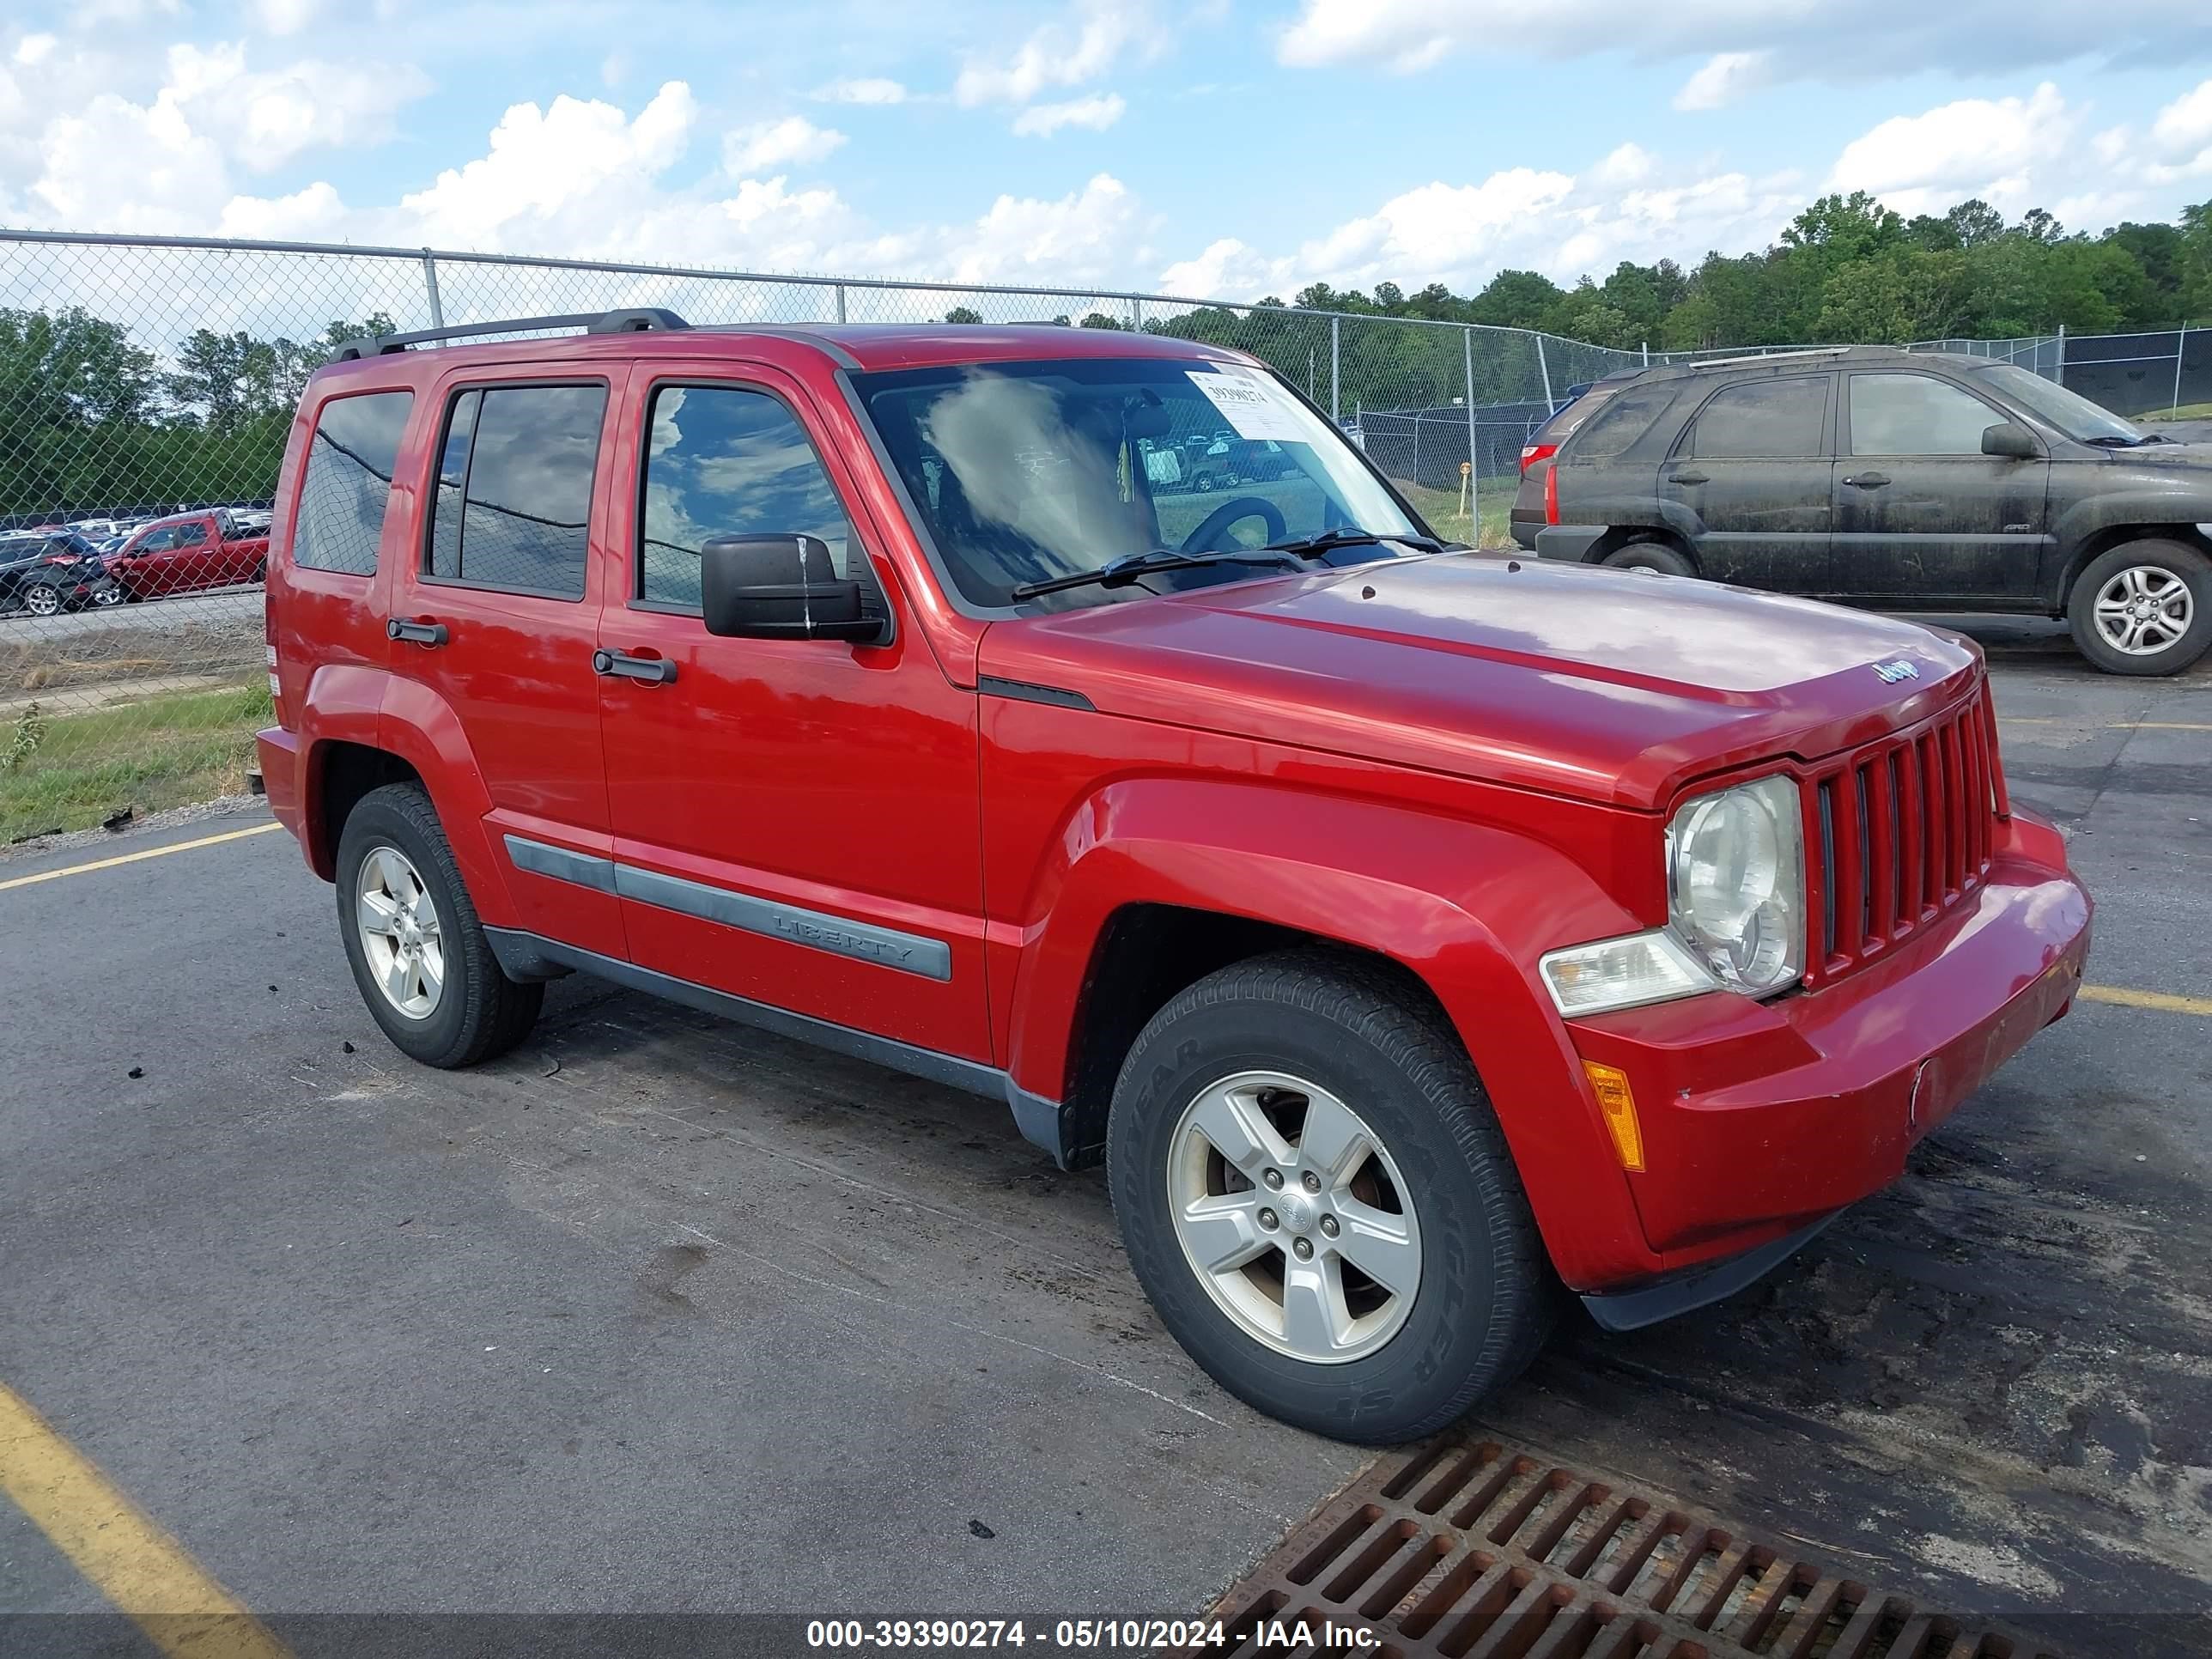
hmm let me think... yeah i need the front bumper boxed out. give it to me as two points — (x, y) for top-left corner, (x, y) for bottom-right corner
(1565, 809), (2090, 1279)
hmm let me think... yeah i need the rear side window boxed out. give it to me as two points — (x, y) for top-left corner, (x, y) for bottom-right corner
(1687, 376), (1829, 459)
(638, 385), (857, 609)
(426, 383), (607, 599)
(1567, 386), (1673, 459)
(293, 390), (414, 576)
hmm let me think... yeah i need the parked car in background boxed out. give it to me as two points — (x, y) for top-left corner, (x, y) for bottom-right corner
(0, 532), (119, 617)
(1514, 346), (2212, 675)
(105, 507), (271, 601)
(260, 310), (2089, 1444)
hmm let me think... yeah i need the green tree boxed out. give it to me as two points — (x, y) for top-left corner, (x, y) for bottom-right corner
(941, 306), (982, 324)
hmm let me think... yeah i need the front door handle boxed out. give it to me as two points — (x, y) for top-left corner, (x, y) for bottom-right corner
(1670, 470), (1710, 486)
(592, 648), (678, 685)
(386, 617), (448, 646)
(1843, 471), (1891, 488)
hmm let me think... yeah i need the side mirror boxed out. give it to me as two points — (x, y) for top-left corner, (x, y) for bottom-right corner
(700, 534), (884, 643)
(1981, 421), (2039, 460)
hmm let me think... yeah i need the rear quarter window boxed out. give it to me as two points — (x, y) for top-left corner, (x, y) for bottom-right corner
(1564, 386), (1674, 459)
(292, 390), (415, 576)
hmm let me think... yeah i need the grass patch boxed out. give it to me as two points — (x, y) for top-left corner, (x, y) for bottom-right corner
(1398, 481), (1516, 549)
(2138, 403), (2212, 422)
(1, 678), (270, 842)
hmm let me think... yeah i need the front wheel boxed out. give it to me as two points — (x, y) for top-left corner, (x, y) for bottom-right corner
(89, 582), (125, 608)
(20, 583), (62, 617)
(336, 782), (544, 1067)
(1107, 951), (1552, 1443)
(2068, 539), (2211, 676)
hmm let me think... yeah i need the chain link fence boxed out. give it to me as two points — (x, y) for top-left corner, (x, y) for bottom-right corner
(0, 228), (2160, 840)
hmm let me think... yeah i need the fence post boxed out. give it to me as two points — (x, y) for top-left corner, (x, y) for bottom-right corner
(2056, 323), (2066, 387)
(1534, 333), (1555, 411)
(1330, 316), (1340, 421)
(421, 249), (444, 330)
(2175, 325), (2188, 415)
(1128, 296), (1141, 331)
(1463, 327), (1480, 537)
(835, 283), (847, 323)
(1640, 341), (1649, 366)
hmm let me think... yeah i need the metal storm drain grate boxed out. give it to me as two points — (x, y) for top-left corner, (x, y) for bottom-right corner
(1183, 1437), (2061, 1659)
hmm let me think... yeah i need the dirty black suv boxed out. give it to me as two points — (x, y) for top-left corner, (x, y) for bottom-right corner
(1511, 346), (2212, 675)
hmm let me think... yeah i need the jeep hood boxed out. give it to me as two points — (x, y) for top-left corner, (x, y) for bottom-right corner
(978, 554), (1982, 809)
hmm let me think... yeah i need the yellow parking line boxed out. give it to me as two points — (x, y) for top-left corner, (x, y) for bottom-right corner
(0, 1380), (289, 1659)
(2081, 984), (2212, 1018)
(0, 822), (282, 893)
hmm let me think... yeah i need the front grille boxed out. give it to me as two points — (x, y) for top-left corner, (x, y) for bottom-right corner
(1805, 681), (2006, 984)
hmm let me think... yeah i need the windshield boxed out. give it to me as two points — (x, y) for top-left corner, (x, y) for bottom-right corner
(853, 356), (1427, 608)
(1972, 362), (2144, 445)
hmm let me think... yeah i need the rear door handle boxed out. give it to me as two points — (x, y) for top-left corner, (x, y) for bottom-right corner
(592, 648), (678, 684)
(386, 617), (448, 646)
(1843, 471), (1891, 488)
(1670, 470), (1709, 485)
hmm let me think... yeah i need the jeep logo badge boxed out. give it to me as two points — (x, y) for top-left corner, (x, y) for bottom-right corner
(1874, 659), (1919, 684)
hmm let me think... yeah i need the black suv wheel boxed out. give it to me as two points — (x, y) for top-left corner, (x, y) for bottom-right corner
(1106, 951), (1552, 1443)
(336, 782), (544, 1067)
(2068, 539), (2212, 676)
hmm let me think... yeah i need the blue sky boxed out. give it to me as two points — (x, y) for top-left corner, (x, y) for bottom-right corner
(4, 0), (2212, 302)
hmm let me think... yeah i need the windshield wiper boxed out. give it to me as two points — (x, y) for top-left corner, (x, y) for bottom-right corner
(1010, 547), (1305, 599)
(2084, 433), (2154, 447)
(1261, 526), (1448, 558)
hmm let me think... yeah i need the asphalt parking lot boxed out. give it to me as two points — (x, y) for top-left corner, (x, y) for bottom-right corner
(1, 621), (2207, 1656)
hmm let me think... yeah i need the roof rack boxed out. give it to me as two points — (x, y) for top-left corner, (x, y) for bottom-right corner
(1669, 345), (1858, 372)
(331, 307), (690, 362)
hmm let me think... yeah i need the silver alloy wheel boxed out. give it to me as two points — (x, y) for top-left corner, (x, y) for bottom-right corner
(2093, 564), (2193, 656)
(22, 585), (59, 617)
(91, 583), (123, 607)
(355, 844), (446, 1019)
(1166, 1069), (1422, 1364)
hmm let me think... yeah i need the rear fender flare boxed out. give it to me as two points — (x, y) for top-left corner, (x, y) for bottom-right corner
(374, 676), (520, 927)
(1005, 777), (1653, 1288)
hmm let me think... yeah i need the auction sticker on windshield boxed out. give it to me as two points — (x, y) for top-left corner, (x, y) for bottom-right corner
(1187, 368), (1307, 442)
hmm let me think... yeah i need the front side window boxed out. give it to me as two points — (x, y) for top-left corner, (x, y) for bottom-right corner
(639, 386), (858, 610)
(1849, 374), (2001, 457)
(425, 382), (607, 598)
(853, 356), (1423, 609)
(1687, 376), (1828, 459)
(293, 389), (414, 576)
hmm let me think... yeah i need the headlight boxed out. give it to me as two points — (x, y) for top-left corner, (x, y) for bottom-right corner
(1667, 775), (1804, 996)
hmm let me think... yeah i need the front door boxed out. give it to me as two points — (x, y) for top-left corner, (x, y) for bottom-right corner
(382, 366), (630, 961)
(1659, 373), (1835, 592)
(124, 519), (218, 599)
(595, 364), (991, 1063)
(1830, 370), (2050, 605)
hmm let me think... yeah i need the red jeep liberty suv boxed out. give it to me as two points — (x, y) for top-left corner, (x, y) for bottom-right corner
(258, 308), (2092, 1443)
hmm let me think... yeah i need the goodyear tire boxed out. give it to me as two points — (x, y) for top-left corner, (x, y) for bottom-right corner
(1107, 951), (1552, 1443)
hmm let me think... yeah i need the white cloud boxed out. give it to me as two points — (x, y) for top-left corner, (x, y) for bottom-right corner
(252, 0), (322, 35)
(1674, 51), (1771, 111)
(1829, 82), (2070, 215)
(1011, 94), (1126, 137)
(1275, 1), (2212, 92)
(955, 1), (1151, 106)
(816, 76), (908, 105)
(2151, 80), (2212, 154)
(948, 173), (1139, 284)
(723, 115), (846, 174)
(15, 33), (57, 66)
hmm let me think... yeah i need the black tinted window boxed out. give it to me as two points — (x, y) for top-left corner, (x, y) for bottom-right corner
(428, 383), (605, 598)
(639, 386), (856, 608)
(1849, 374), (1999, 456)
(1689, 376), (1828, 459)
(1571, 386), (1672, 459)
(294, 390), (413, 575)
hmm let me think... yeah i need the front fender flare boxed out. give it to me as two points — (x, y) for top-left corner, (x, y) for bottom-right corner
(1003, 777), (1656, 1288)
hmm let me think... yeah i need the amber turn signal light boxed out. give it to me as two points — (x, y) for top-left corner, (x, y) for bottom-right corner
(1582, 1060), (1644, 1172)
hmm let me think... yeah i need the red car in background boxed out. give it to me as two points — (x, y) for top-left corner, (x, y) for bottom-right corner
(105, 508), (270, 601)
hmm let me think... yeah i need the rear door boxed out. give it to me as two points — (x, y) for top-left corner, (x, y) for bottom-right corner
(1658, 374), (1835, 592)
(1831, 369), (2049, 604)
(384, 366), (630, 961)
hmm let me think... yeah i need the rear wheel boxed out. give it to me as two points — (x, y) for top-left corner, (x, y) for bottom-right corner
(336, 782), (543, 1067)
(1107, 951), (1552, 1443)
(1601, 539), (1695, 577)
(20, 582), (61, 617)
(2068, 539), (2211, 676)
